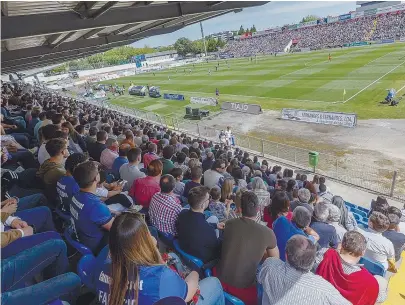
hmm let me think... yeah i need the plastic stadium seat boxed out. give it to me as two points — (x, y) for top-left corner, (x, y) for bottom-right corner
(172, 239), (212, 277)
(77, 254), (97, 291)
(353, 213), (362, 221)
(359, 257), (386, 277)
(55, 208), (72, 223)
(172, 240), (245, 305)
(224, 292), (245, 305)
(351, 208), (368, 219)
(157, 230), (175, 248)
(357, 220), (369, 229)
(356, 206), (370, 214)
(64, 226), (93, 256)
(345, 202), (356, 209)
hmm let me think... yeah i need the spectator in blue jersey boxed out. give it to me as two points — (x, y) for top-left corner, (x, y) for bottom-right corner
(56, 153), (87, 213)
(95, 212), (225, 305)
(111, 143), (130, 179)
(71, 161), (114, 255)
(273, 206), (319, 261)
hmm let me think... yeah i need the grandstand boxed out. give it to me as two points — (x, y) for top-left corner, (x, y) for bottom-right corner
(1, 2), (405, 305)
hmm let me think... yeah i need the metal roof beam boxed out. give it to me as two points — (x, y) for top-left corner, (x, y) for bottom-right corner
(89, 1), (118, 19)
(78, 28), (105, 39)
(2, 25), (182, 68)
(1, 2), (267, 40)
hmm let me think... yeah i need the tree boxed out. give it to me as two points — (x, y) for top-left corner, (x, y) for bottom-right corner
(206, 37), (218, 52)
(216, 38), (226, 49)
(174, 37), (194, 56)
(238, 25), (245, 35)
(301, 15), (320, 23)
(250, 25), (257, 33)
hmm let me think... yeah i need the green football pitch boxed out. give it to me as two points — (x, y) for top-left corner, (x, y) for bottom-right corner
(103, 43), (405, 119)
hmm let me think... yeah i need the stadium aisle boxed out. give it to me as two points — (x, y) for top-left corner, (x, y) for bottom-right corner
(382, 251), (405, 305)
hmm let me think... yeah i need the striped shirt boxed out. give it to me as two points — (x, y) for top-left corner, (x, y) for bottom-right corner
(149, 192), (182, 236)
(313, 248), (387, 303)
(258, 258), (351, 305)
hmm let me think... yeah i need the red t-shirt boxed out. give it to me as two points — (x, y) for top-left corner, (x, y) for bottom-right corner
(263, 208), (293, 229)
(129, 176), (160, 208)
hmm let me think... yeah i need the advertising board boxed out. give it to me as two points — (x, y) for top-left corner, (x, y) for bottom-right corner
(221, 102), (262, 115)
(190, 97), (218, 106)
(163, 93), (185, 101)
(281, 109), (357, 128)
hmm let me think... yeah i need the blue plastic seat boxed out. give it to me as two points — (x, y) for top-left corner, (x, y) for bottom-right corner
(55, 208), (72, 223)
(351, 208), (368, 219)
(64, 226), (92, 256)
(77, 254), (97, 291)
(157, 230), (175, 248)
(172, 239), (212, 277)
(353, 213), (361, 221)
(356, 206), (370, 214)
(359, 257), (386, 277)
(224, 292), (245, 305)
(345, 201), (356, 209)
(357, 219), (369, 229)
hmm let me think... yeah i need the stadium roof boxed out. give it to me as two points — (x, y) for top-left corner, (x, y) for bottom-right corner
(1, 1), (267, 75)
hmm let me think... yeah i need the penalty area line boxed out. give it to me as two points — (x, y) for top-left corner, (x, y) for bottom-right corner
(342, 60), (405, 104)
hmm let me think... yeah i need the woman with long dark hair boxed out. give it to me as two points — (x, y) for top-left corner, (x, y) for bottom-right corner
(96, 212), (225, 305)
(263, 191), (292, 229)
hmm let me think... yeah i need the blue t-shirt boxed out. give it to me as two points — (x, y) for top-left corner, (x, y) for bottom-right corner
(112, 156), (128, 178)
(273, 216), (315, 261)
(70, 191), (113, 254)
(96, 263), (187, 305)
(57, 175), (79, 212)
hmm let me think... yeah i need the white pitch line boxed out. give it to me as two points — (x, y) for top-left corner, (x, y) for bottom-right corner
(398, 84), (405, 93)
(343, 60), (405, 104)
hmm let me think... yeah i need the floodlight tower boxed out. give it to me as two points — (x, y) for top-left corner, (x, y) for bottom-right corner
(200, 22), (208, 57)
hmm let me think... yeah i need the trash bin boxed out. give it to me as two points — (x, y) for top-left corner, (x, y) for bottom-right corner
(309, 151), (319, 169)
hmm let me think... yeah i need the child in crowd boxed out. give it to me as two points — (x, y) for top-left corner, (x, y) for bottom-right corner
(171, 168), (185, 200)
(209, 187), (231, 222)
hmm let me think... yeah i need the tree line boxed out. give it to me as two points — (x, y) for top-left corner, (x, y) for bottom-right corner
(173, 36), (226, 57)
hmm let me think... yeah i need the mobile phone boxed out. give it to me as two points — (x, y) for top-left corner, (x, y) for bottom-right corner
(28, 224), (37, 234)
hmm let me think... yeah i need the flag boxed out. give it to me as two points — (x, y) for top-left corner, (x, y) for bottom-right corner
(343, 89), (346, 96)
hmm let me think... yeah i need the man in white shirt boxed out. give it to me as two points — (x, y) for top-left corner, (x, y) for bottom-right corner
(119, 147), (145, 191)
(203, 159), (226, 189)
(357, 211), (396, 272)
(38, 124), (59, 165)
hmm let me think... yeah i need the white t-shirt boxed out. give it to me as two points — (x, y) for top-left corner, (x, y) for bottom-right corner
(357, 227), (395, 270)
(399, 221), (405, 235)
(119, 163), (146, 192)
(203, 169), (223, 189)
(38, 143), (50, 165)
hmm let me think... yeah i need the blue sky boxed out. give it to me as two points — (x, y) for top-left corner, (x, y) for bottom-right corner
(132, 1), (356, 47)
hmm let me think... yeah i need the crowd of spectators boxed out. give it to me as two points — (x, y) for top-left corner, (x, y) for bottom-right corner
(1, 81), (405, 305)
(222, 11), (405, 57)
